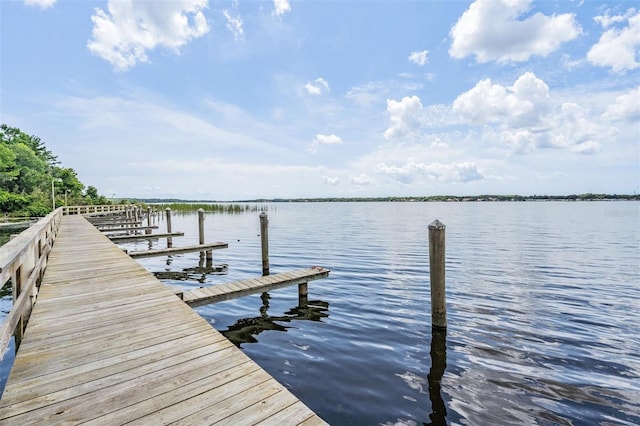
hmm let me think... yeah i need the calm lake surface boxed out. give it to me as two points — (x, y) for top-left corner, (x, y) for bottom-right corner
(2, 201), (639, 425)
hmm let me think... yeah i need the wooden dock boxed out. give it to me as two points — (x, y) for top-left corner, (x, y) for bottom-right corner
(182, 267), (330, 307)
(0, 215), (328, 425)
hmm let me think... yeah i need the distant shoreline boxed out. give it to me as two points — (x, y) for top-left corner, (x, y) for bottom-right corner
(132, 193), (639, 203)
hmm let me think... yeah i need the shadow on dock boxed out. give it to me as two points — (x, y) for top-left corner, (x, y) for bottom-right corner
(220, 292), (329, 347)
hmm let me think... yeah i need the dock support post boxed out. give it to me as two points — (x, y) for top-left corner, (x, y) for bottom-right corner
(146, 207), (152, 234)
(298, 282), (308, 307)
(428, 219), (447, 330)
(166, 207), (173, 248)
(260, 212), (269, 276)
(198, 209), (212, 262)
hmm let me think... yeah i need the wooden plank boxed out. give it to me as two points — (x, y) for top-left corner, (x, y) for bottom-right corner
(127, 242), (228, 258)
(0, 215), (327, 425)
(182, 267), (330, 307)
(99, 225), (158, 232)
(108, 232), (185, 241)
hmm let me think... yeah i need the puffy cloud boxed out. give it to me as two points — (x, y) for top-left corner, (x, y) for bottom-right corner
(449, 0), (581, 63)
(497, 101), (602, 154)
(602, 87), (640, 121)
(273, 0), (291, 16)
(350, 173), (372, 185)
(308, 134), (342, 153)
(323, 176), (340, 186)
(223, 10), (244, 41)
(24, 0), (56, 8)
(453, 72), (550, 127)
(377, 160), (484, 183)
(305, 78), (330, 95)
(588, 10), (640, 73)
(87, 0), (209, 71)
(384, 96), (424, 140)
(408, 50), (429, 66)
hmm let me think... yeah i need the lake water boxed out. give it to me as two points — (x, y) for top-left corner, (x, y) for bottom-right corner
(1, 201), (639, 425)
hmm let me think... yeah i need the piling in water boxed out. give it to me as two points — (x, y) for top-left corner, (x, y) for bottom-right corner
(428, 219), (446, 330)
(260, 212), (269, 276)
(165, 207), (173, 248)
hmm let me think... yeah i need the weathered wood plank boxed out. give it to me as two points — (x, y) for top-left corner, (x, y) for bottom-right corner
(182, 267), (330, 307)
(127, 242), (228, 258)
(108, 231), (185, 241)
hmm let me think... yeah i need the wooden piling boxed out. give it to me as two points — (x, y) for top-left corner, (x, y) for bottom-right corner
(146, 207), (152, 234)
(198, 209), (212, 261)
(260, 212), (269, 276)
(198, 209), (205, 245)
(428, 219), (446, 330)
(298, 282), (308, 307)
(165, 207), (173, 248)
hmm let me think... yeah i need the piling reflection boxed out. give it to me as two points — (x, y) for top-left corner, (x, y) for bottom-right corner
(221, 292), (329, 347)
(426, 328), (447, 426)
(154, 252), (228, 283)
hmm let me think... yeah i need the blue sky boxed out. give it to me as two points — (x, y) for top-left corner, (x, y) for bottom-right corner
(1, 0), (638, 200)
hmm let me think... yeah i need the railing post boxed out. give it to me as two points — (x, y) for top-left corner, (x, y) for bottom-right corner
(428, 219), (447, 330)
(12, 266), (23, 348)
(260, 212), (269, 276)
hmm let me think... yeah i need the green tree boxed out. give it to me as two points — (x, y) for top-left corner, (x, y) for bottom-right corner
(1, 124), (109, 215)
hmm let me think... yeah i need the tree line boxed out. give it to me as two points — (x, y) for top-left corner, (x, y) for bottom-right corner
(1, 124), (110, 216)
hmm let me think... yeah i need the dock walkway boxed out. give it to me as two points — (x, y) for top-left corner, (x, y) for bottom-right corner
(0, 215), (327, 425)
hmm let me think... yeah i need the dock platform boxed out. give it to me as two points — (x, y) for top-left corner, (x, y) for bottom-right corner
(0, 215), (327, 425)
(182, 267), (330, 307)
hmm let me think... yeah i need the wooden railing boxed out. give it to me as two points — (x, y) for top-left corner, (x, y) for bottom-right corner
(0, 209), (63, 360)
(0, 204), (134, 359)
(62, 204), (131, 215)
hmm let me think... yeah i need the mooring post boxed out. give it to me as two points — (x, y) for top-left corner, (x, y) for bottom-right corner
(166, 207), (173, 248)
(260, 212), (269, 276)
(198, 208), (212, 262)
(428, 219), (447, 330)
(298, 282), (308, 307)
(146, 206), (152, 234)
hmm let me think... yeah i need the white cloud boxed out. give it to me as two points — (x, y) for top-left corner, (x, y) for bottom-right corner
(24, 0), (56, 8)
(350, 173), (372, 186)
(408, 50), (429, 66)
(273, 0), (291, 16)
(449, 0), (581, 63)
(384, 96), (424, 140)
(377, 160), (484, 183)
(323, 176), (340, 186)
(453, 72), (550, 128)
(308, 134), (342, 153)
(588, 10), (640, 73)
(223, 10), (244, 41)
(571, 141), (601, 155)
(602, 87), (640, 121)
(593, 8), (638, 28)
(87, 0), (209, 71)
(305, 78), (330, 95)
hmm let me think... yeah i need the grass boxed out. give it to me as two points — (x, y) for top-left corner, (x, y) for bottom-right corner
(150, 203), (268, 214)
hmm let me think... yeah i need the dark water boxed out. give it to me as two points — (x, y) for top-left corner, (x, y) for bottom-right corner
(2, 201), (639, 425)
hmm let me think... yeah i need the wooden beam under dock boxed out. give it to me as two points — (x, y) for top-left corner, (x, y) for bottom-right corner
(181, 267), (330, 307)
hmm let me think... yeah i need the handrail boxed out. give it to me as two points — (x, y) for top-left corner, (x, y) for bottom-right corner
(0, 208), (63, 360)
(62, 204), (131, 216)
